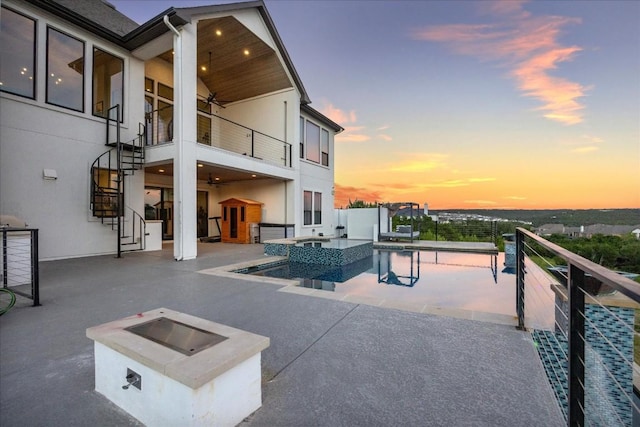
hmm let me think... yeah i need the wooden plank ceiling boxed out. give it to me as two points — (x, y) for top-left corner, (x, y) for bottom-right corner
(159, 16), (292, 104)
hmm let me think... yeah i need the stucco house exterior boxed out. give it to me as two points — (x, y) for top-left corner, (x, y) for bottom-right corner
(0, 0), (342, 261)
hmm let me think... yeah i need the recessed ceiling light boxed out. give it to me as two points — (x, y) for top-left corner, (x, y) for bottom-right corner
(197, 164), (203, 168)
(158, 169), (165, 173)
(215, 177), (220, 181)
(215, 30), (222, 36)
(201, 66), (207, 71)
(243, 49), (250, 56)
(251, 174), (257, 178)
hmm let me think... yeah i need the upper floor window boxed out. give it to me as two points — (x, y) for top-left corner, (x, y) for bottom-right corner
(93, 48), (123, 121)
(299, 116), (304, 159)
(321, 129), (329, 167)
(300, 117), (330, 167)
(0, 7), (36, 99)
(305, 121), (320, 163)
(47, 27), (84, 111)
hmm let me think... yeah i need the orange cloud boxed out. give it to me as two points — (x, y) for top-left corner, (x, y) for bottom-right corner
(333, 184), (384, 208)
(336, 126), (370, 143)
(320, 103), (357, 125)
(412, 1), (587, 125)
(388, 153), (449, 172)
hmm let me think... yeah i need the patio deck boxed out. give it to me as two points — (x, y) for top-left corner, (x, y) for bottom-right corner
(0, 242), (563, 426)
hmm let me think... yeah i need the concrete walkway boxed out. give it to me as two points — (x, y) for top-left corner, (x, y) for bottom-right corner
(0, 242), (564, 426)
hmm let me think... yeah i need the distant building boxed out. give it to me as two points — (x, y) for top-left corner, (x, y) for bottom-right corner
(536, 224), (640, 238)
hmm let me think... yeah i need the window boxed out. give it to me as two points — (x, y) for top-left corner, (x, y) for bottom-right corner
(46, 27), (84, 111)
(305, 121), (320, 163)
(299, 116), (304, 159)
(321, 129), (329, 166)
(303, 191), (312, 225)
(144, 95), (154, 145)
(314, 192), (322, 224)
(197, 100), (211, 145)
(197, 115), (211, 145)
(303, 190), (322, 226)
(92, 167), (123, 217)
(157, 100), (173, 143)
(158, 83), (173, 100)
(0, 7), (36, 98)
(93, 48), (123, 120)
(145, 77), (154, 94)
(241, 207), (245, 222)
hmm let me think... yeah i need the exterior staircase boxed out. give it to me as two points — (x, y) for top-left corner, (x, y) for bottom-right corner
(90, 105), (147, 257)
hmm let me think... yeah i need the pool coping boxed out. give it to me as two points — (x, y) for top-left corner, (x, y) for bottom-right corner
(198, 254), (520, 327)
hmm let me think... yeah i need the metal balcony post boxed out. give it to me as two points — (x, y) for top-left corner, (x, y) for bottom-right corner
(31, 229), (40, 306)
(515, 229), (525, 330)
(2, 229), (7, 288)
(115, 105), (122, 258)
(568, 264), (585, 426)
(251, 130), (255, 158)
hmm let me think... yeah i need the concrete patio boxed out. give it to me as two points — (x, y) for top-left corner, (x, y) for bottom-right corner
(0, 242), (564, 426)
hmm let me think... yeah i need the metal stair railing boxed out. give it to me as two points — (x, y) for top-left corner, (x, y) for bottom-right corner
(90, 105), (147, 256)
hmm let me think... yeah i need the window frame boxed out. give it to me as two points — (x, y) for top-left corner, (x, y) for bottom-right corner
(321, 128), (329, 167)
(0, 6), (37, 99)
(92, 47), (124, 121)
(45, 26), (85, 112)
(303, 190), (323, 226)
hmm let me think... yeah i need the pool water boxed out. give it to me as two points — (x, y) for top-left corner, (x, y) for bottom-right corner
(251, 250), (554, 326)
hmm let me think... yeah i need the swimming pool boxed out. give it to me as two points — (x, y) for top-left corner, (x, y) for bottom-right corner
(246, 250), (554, 326)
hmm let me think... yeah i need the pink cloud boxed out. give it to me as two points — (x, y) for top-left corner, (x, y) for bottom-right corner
(412, 1), (588, 125)
(320, 103), (357, 125)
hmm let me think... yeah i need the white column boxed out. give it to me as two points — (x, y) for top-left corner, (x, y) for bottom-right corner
(172, 23), (198, 260)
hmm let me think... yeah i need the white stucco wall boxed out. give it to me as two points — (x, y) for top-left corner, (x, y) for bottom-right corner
(332, 207), (389, 240)
(0, 1), (146, 260)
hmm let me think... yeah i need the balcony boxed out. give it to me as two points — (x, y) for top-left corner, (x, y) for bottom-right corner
(2, 232), (639, 425)
(145, 108), (292, 168)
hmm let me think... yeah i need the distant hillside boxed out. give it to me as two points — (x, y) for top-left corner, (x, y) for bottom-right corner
(429, 209), (640, 227)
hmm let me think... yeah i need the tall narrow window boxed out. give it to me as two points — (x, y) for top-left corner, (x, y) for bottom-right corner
(303, 191), (312, 225)
(314, 192), (322, 224)
(299, 116), (305, 159)
(197, 100), (211, 145)
(321, 129), (329, 166)
(0, 7), (36, 98)
(305, 121), (320, 163)
(46, 27), (84, 111)
(93, 48), (123, 121)
(157, 100), (173, 143)
(144, 95), (154, 145)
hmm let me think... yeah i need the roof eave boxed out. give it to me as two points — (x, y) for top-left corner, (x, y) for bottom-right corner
(301, 104), (344, 133)
(23, 0), (126, 47)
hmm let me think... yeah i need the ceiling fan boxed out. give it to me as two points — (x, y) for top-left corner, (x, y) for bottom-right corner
(207, 173), (228, 186)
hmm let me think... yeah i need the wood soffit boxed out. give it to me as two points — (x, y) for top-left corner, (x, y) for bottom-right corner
(158, 16), (292, 104)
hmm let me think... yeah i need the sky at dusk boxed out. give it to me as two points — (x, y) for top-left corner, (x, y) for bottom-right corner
(111, 0), (640, 210)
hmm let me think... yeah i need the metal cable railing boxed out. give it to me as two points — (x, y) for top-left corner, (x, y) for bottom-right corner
(145, 109), (292, 168)
(1, 227), (39, 307)
(516, 227), (640, 426)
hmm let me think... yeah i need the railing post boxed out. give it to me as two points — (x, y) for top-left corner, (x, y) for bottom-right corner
(115, 105), (122, 258)
(31, 229), (40, 306)
(2, 229), (7, 288)
(568, 264), (585, 426)
(251, 130), (255, 158)
(516, 229), (525, 330)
